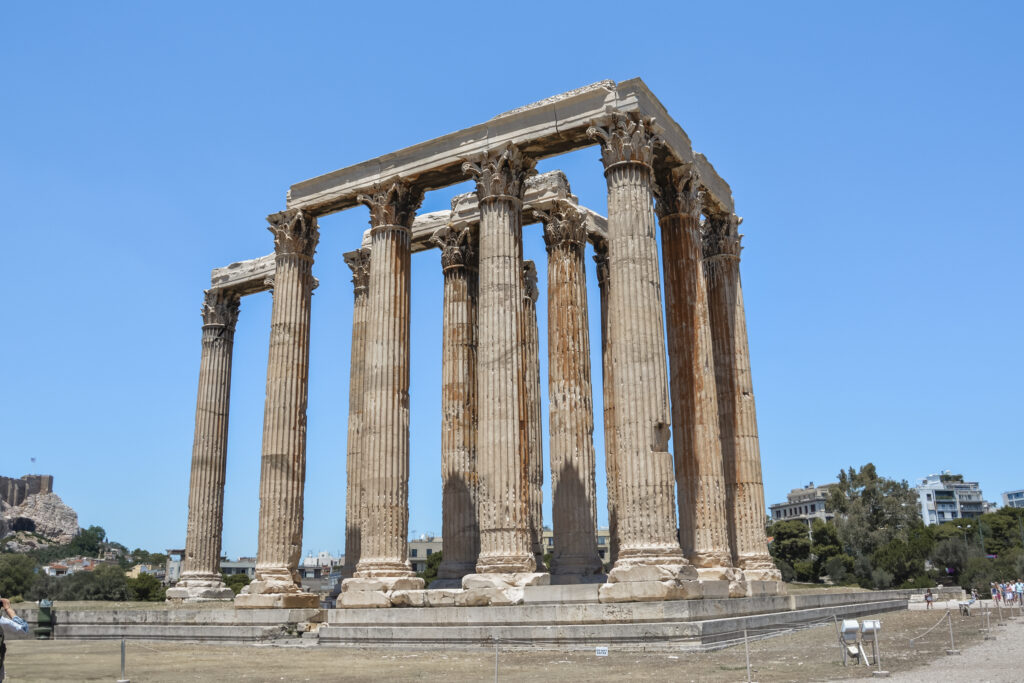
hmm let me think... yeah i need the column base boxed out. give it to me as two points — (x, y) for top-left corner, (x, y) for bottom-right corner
(354, 559), (418, 578)
(338, 576), (426, 608)
(694, 566), (747, 598)
(475, 553), (537, 574)
(599, 559), (702, 603)
(737, 556), (784, 582)
(459, 572), (549, 606)
(165, 574), (235, 602)
(234, 567), (319, 609)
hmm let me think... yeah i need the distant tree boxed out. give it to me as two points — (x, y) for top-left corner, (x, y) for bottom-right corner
(768, 521), (811, 579)
(810, 520), (842, 579)
(930, 537), (978, 583)
(60, 563), (128, 601)
(939, 473), (964, 483)
(0, 553), (35, 598)
(829, 464), (922, 560)
(127, 572), (165, 601)
(68, 526), (106, 557)
(222, 573), (251, 595)
(417, 551), (443, 588)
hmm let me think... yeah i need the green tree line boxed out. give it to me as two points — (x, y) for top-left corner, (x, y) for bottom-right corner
(768, 464), (1024, 591)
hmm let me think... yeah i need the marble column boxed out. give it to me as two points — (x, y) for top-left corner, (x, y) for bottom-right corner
(521, 260), (546, 571)
(237, 209), (319, 608)
(167, 288), (241, 602)
(542, 203), (602, 577)
(656, 166), (739, 593)
(348, 179), (424, 588)
(587, 113), (698, 600)
(341, 249), (371, 579)
(462, 144), (539, 576)
(432, 225), (480, 584)
(593, 242), (619, 568)
(703, 213), (781, 583)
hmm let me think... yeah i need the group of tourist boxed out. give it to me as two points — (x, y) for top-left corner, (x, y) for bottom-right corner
(990, 580), (1024, 605)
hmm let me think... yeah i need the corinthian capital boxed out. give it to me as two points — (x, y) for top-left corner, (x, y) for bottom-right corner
(462, 144), (537, 201)
(587, 112), (659, 168)
(522, 260), (539, 304)
(430, 225), (475, 273)
(540, 200), (587, 252)
(343, 249), (371, 294)
(357, 178), (424, 229)
(267, 209), (319, 261)
(655, 164), (703, 220)
(201, 288), (241, 329)
(702, 213), (743, 260)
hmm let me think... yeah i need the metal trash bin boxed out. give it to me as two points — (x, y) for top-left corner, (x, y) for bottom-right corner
(33, 599), (53, 640)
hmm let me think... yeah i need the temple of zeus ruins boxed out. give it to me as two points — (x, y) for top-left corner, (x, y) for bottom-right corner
(168, 79), (783, 608)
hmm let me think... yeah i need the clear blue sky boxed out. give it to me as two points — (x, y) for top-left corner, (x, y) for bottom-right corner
(2, 2), (1021, 560)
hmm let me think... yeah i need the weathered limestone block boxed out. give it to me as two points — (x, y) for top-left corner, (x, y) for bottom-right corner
(237, 208), (319, 610)
(598, 580), (703, 603)
(338, 591), (392, 609)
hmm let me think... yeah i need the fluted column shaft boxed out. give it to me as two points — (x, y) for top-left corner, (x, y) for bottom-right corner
(179, 289), (240, 587)
(354, 180), (423, 578)
(522, 261), (546, 570)
(341, 250), (371, 579)
(657, 169), (732, 569)
(434, 226), (480, 580)
(251, 209), (318, 592)
(463, 145), (537, 574)
(704, 215), (779, 578)
(588, 115), (686, 568)
(594, 245), (619, 567)
(544, 205), (602, 575)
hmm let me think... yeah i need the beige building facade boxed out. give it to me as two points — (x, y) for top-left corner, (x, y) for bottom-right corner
(171, 79), (781, 608)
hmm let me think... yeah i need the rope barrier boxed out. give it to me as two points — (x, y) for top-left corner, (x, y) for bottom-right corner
(908, 609), (950, 645)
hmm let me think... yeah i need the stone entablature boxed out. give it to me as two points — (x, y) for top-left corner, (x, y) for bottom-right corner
(286, 79), (734, 217)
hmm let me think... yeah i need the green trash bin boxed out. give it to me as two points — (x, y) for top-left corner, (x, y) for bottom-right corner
(34, 599), (53, 640)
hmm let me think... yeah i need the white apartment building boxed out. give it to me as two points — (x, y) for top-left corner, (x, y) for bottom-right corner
(915, 471), (985, 525)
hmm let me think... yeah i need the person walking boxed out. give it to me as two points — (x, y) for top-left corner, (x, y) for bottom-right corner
(0, 596), (29, 681)
(925, 588), (935, 610)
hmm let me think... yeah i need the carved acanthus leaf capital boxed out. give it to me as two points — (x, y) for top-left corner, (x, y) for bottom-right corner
(655, 164), (704, 220)
(461, 144), (537, 201)
(587, 111), (660, 169)
(201, 288), (241, 329)
(539, 200), (588, 252)
(430, 225), (475, 273)
(343, 249), (371, 293)
(357, 177), (424, 229)
(267, 209), (319, 261)
(702, 213), (743, 260)
(522, 260), (539, 304)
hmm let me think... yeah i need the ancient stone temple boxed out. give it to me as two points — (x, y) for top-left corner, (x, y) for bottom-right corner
(172, 79), (781, 607)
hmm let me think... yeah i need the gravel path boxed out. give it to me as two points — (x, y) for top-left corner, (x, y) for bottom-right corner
(852, 607), (1023, 683)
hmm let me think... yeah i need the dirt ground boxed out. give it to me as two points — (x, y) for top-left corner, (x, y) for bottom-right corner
(4, 605), (1016, 683)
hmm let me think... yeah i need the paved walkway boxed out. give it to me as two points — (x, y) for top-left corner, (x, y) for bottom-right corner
(853, 610), (1023, 683)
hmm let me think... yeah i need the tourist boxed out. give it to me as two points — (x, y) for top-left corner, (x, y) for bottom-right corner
(925, 588), (934, 610)
(991, 582), (1001, 604)
(0, 596), (29, 682)
(1016, 579), (1023, 606)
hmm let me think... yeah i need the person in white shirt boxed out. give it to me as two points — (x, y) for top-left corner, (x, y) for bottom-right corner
(0, 596), (29, 682)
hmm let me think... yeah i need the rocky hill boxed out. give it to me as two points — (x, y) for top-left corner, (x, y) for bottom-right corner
(1, 474), (79, 550)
